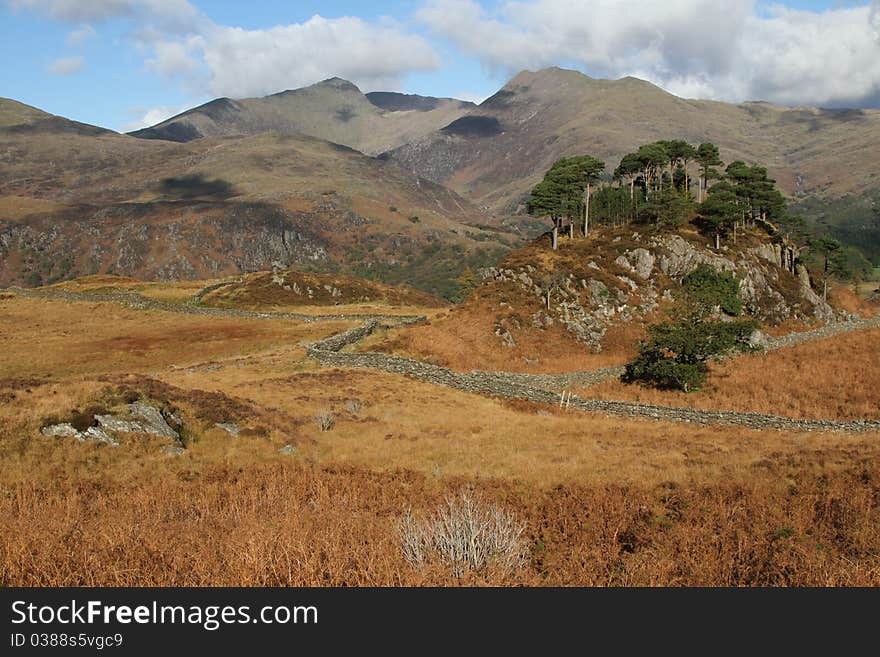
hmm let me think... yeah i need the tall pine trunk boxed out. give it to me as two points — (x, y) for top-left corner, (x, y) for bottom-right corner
(583, 182), (591, 237)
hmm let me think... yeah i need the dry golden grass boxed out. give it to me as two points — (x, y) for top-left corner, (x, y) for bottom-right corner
(49, 275), (220, 304)
(2, 455), (878, 586)
(0, 294), (351, 378)
(586, 328), (880, 421)
(373, 309), (640, 373)
(0, 194), (66, 221)
(152, 365), (880, 489)
(1, 289), (879, 586)
(829, 282), (878, 316)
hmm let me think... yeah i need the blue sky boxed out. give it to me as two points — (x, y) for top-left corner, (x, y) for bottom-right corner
(2, 0), (879, 132)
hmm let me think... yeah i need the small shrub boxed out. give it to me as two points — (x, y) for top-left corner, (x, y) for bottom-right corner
(623, 317), (758, 391)
(389, 206), (398, 213)
(313, 412), (335, 432)
(397, 488), (528, 576)
(682, 264), (742, 316)
(408, 215), (420, 223)
(343, 399), (362, 414)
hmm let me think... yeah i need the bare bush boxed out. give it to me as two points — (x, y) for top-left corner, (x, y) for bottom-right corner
(313, 412), (335, 432)
(344, 399), (362, 414)
(397, 488), (528, 575)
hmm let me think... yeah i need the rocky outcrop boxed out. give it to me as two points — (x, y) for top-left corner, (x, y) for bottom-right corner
(478, 231), (839, 351)
(41, 402), (183, 448)
(41, 423), (118, 445)
(481, 265), (656, 351)
(653, 234), (832, 323)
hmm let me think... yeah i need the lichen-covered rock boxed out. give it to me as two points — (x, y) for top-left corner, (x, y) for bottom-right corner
(41, 423), (119, 446)
(655, 235), (734, 278)
(616, 248), (655, 279)
(747, 329), (770, 349)
(41, 423), (81, 438)
(127, 402), (180, 440)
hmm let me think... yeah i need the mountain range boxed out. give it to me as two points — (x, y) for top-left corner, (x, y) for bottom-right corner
(2, 67), (878, 295)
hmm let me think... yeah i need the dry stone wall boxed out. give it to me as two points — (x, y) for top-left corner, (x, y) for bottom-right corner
(308, 319), (880, 434)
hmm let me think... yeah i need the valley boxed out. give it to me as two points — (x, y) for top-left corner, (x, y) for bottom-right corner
(2, 65), (879, 588)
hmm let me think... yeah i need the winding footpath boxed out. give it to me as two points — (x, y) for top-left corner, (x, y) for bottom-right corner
(6, 285), (879, 433)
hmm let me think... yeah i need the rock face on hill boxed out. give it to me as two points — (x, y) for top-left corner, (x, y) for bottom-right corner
(475, 228), (836, 352)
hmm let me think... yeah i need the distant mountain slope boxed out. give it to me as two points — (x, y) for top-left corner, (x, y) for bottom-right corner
(385, 67), (880, 215)
(0, 100), (523, 297)
(128, 78), (474, 155)
(0, 97), (113, 136)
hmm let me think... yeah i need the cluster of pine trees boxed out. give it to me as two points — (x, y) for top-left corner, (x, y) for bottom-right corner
(527, 140), (790, 249)
(526, 140), (851, 293)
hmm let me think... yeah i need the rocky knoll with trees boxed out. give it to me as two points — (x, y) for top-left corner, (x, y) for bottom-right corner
(474, 138), (861, 390)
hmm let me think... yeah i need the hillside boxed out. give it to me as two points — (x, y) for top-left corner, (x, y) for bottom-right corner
(129, 78), (475, 156)
(373, 222), (860, 374)
(0, 99), (524, 297)
(197, 268), (448, 311)
(385, 68), (880, 258)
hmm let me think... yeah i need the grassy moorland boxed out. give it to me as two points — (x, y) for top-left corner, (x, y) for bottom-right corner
(1, 281), (878, 586)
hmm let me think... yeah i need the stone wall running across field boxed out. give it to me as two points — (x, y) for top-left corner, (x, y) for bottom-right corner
(7, 284), (878, 433)
(307, 319), (880, 434)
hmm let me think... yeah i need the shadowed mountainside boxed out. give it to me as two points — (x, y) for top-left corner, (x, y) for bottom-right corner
(0, 100), (530, 297)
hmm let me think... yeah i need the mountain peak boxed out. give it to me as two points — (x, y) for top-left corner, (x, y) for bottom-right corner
(315, 77), (362, 93)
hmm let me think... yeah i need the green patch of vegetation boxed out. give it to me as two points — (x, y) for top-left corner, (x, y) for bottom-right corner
(348, 242), (504, 302)
(793, 190), (880, 267)
(24, 271), (42, 287)
(623, 317), (758, 392)
(682, 264), (742, 316)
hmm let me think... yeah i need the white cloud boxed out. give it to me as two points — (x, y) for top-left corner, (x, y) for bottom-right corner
(417, 0), (880, 108)
(194, 16), (440, 98)
(13, 1), (441, 100)
(66, 24), (95, 46)
(454, 90), (489, 104)
(9, 0), (203, 33)
(121, 102), (192, 131)
(144, 34), (204, 78)
(47, 55), (83, 75)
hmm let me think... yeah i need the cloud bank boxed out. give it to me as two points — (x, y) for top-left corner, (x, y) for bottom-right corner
(418, 0), (880, 108)
(11, 0), (440, 99)
(12, 0), (880, 111)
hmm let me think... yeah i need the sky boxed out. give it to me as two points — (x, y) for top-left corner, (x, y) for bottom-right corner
(2, 0), (879, 132)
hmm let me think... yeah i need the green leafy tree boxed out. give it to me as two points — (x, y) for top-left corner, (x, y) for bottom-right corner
(527, 155), (605, 248)
(697, 180), (739, 249)
(636, 142), (670, 197)
(696, 142), (723, 202)
(809, 235), (849, 301)
(642, 185), (691, 227)
(623, 317), (758, 391)
(614, 152), (643, 203)
(682, 264), (742, 316)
